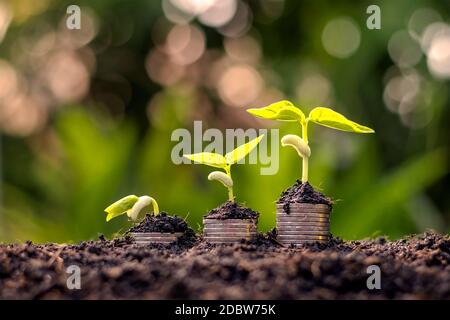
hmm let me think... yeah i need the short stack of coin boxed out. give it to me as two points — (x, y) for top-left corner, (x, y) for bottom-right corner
(203, 218), (257, 244)
(130, 232), (183, 245)
(276, 203), (331, 246)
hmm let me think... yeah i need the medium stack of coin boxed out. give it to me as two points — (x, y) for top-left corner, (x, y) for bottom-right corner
(276, 203), (331, 246)
(203, 218), (257, 244)
(130, 232), (182, 245)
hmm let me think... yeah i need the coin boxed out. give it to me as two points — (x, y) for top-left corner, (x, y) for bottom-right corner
(277, 234), (329, 240)
(279, 240), (328, 245)
(277, 221), (329, 225)
(204, 231), (257, 235)
(203, 226), (256, 232)
(204, 236), (255, 242)
(277, 217), (330, 225)
(131, 232), (182, 244)
(277, 203), (330, 212)
(203, 218), (256, 224)
(276, 211), (330, 216)
(278, 231), (330, 239)
(277, 226), (329, 232)
(202, 218), (257, 243)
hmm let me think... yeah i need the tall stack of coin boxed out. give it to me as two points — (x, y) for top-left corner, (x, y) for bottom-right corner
(203, 218), (257, 244)
(130, 232), (182, 245)
(276, 203), (331, 246)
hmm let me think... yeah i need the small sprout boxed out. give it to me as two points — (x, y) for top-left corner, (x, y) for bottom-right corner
(184, 134), (264, 202)
(208, 171), (233, 188)
(104, 195), (159, 222)
(281, 134), (311, 158)
(247, 101), (374, 183)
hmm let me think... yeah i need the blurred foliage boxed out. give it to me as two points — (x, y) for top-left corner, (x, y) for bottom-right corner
(0, 0), (449, 242)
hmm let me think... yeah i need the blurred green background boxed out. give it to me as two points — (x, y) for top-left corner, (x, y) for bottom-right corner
(0, 0), (449, 242)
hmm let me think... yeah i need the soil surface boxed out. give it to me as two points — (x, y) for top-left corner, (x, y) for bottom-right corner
(278, 181), (333, 213)
(1, 232), (450, 299)
(205, 201), (259, 220)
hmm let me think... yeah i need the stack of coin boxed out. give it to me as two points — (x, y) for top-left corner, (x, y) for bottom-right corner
(276, 203), (331, 246)
(203, 218), (257, 244)
(130, 232), (183, 245)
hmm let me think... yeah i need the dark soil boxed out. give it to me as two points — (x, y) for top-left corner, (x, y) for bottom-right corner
(278, 180), (333, 213)
(129, 212), (190, 233)
(1, 232), (450, 299)
(205, 201), (259, 220)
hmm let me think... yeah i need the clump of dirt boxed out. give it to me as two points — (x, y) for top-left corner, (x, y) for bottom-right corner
(278, 180), (332, 213)
(128, 212), (198, 247)
(205, 201), (259, 220)
(129, 212), (188, 233)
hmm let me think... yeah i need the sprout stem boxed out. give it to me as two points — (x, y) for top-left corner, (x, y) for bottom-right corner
(228, 187), (234, 202)
(301, 120), (309, 183)
(225, 165), (235, 202)
(302, 157), (309, 183)
(302, 120), (309, 143)
(150, 197), (160, 215)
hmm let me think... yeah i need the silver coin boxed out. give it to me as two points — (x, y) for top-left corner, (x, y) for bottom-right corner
(277, 226), (329, 232)
(277, 212), (330, 217)
(131, 232), (183, 237)
(277, 211), (330, 216)
(277, 213), (330, 219)
(203, 219), (256, 224)
(203, 228), (256, 232)
(203, 224), (256, 229)
(279, 240), (328, 245)
(277, 231), (330, 239)
(203, 231), (257, 237)
(277, 219), (330, 227)
(134, 241), (174, 245)
(277, 203), (330, 211)
(204, 235), (255, 241)
(277, 217), (329, 223)
(131, 232), (182, 244)
(277, 235), (329, 241)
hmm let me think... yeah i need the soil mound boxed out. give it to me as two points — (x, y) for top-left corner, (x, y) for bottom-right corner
(205, 201), (259, 220)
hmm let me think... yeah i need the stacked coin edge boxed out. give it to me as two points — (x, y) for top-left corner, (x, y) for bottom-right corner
(203, 218), (257, 244)
(276, 203), (331, 245)
(130, 232), (183, 245)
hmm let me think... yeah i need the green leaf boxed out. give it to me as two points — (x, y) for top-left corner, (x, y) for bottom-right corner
(183, 152), (227, 168)
(281, 134), (310, 158)
(247, 100), (305, 122)
(308, 107), (374, 133)
(225, 134), (264, 165)
(104, 195), (139, 222)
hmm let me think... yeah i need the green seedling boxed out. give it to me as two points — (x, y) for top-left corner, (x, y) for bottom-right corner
(247, 101), (374, 183)
(183, 134), (264, 201)
(104, 195), (159, 222)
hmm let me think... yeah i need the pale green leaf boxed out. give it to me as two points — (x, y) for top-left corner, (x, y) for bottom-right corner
(208, 171), (233, 188)
(225, 134), (264, 165)
(104, 195), (139, 222)
(281, 134), (311, 158)
(127, 196), (154, 221)
(308, 107), (374, 133)
(183, 152), (227, 168)
(247, 100), (305, 122)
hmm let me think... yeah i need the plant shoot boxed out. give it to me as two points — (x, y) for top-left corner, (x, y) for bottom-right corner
(247, 101), (374, 183)
(184, 134), (264, 201)
(104, 195), (159, 222)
